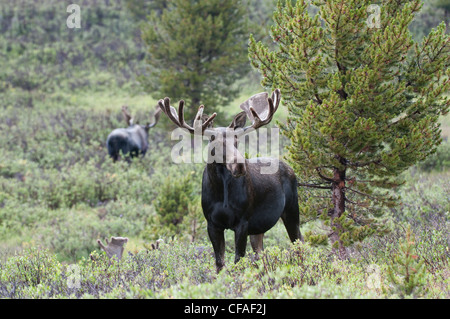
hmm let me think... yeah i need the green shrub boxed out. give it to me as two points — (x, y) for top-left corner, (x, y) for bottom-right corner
(144, 165), (205, 242)
(416, 141), (450, 172)
(393, 170), (449, 222)
(0, 247), (62, 296)
(386, 226), (428, 298)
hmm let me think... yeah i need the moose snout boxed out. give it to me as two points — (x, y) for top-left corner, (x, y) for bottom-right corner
(227, 162), (246, 178)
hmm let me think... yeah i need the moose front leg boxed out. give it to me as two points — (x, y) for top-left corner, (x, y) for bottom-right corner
(234, 222), (249, 264)
(207, 223), (225, 273)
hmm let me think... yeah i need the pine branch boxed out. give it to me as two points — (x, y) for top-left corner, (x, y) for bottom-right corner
(348, 159), (382, 168)
(298, 182), (332, 190)
(345, 197), (370, 208)
(345, 186), (385, 201)
(316, 167), (335, 183)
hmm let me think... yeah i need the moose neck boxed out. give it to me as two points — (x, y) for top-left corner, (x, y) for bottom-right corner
(129, 125), (149, 145)
(206, 162), (250, 205)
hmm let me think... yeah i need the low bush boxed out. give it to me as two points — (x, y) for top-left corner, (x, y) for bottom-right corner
(144, 164), (205, 242)
(1, 222), (449, 299)
(416, 141), (450, 172)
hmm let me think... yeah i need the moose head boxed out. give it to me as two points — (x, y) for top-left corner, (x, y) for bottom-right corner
(106, 105), (161, 162)
(158, 89), (303, 273)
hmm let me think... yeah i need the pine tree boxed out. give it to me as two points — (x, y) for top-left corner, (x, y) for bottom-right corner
(386, 225), (427, 297)
(249, 0), (450, 259)
(140, 0), (250, 120)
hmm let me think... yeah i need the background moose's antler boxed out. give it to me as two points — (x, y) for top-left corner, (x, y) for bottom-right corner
(158, 97), (216, 135)
(239, 88), (281, 133)
(146, 106), (162, 129)
(121, 105), (133, 126)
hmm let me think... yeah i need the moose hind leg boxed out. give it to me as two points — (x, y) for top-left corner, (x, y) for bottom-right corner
(207, 223), (226, 273)
(250, 234), (264, 259)
(281, 205), (303, 243)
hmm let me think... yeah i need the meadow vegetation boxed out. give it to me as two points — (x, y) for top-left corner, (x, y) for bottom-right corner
(0, 0), (449, 298)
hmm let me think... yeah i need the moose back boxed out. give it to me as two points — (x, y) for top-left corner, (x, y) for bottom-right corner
(107, 106), (161, 161)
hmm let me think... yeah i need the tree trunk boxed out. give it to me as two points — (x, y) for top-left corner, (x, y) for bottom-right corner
(330, 167), (348, 260)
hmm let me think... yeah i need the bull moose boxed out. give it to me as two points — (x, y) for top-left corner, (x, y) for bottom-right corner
(106, 106), (161, 161)
(158, 89), (303, 273)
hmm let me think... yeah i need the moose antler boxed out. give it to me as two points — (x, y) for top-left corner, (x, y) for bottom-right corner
(158, 89), (280, 135)
(97, 236), (128, 260)
(121, 106), (133, 126)
(239, 89), (281, 133)
(157, 97), (217, 135)
(146, 106), (162, 129)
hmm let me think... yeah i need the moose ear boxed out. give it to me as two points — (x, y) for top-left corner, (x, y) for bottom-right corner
(229, 111), (247, 129)
(201, 114), (214, 129)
